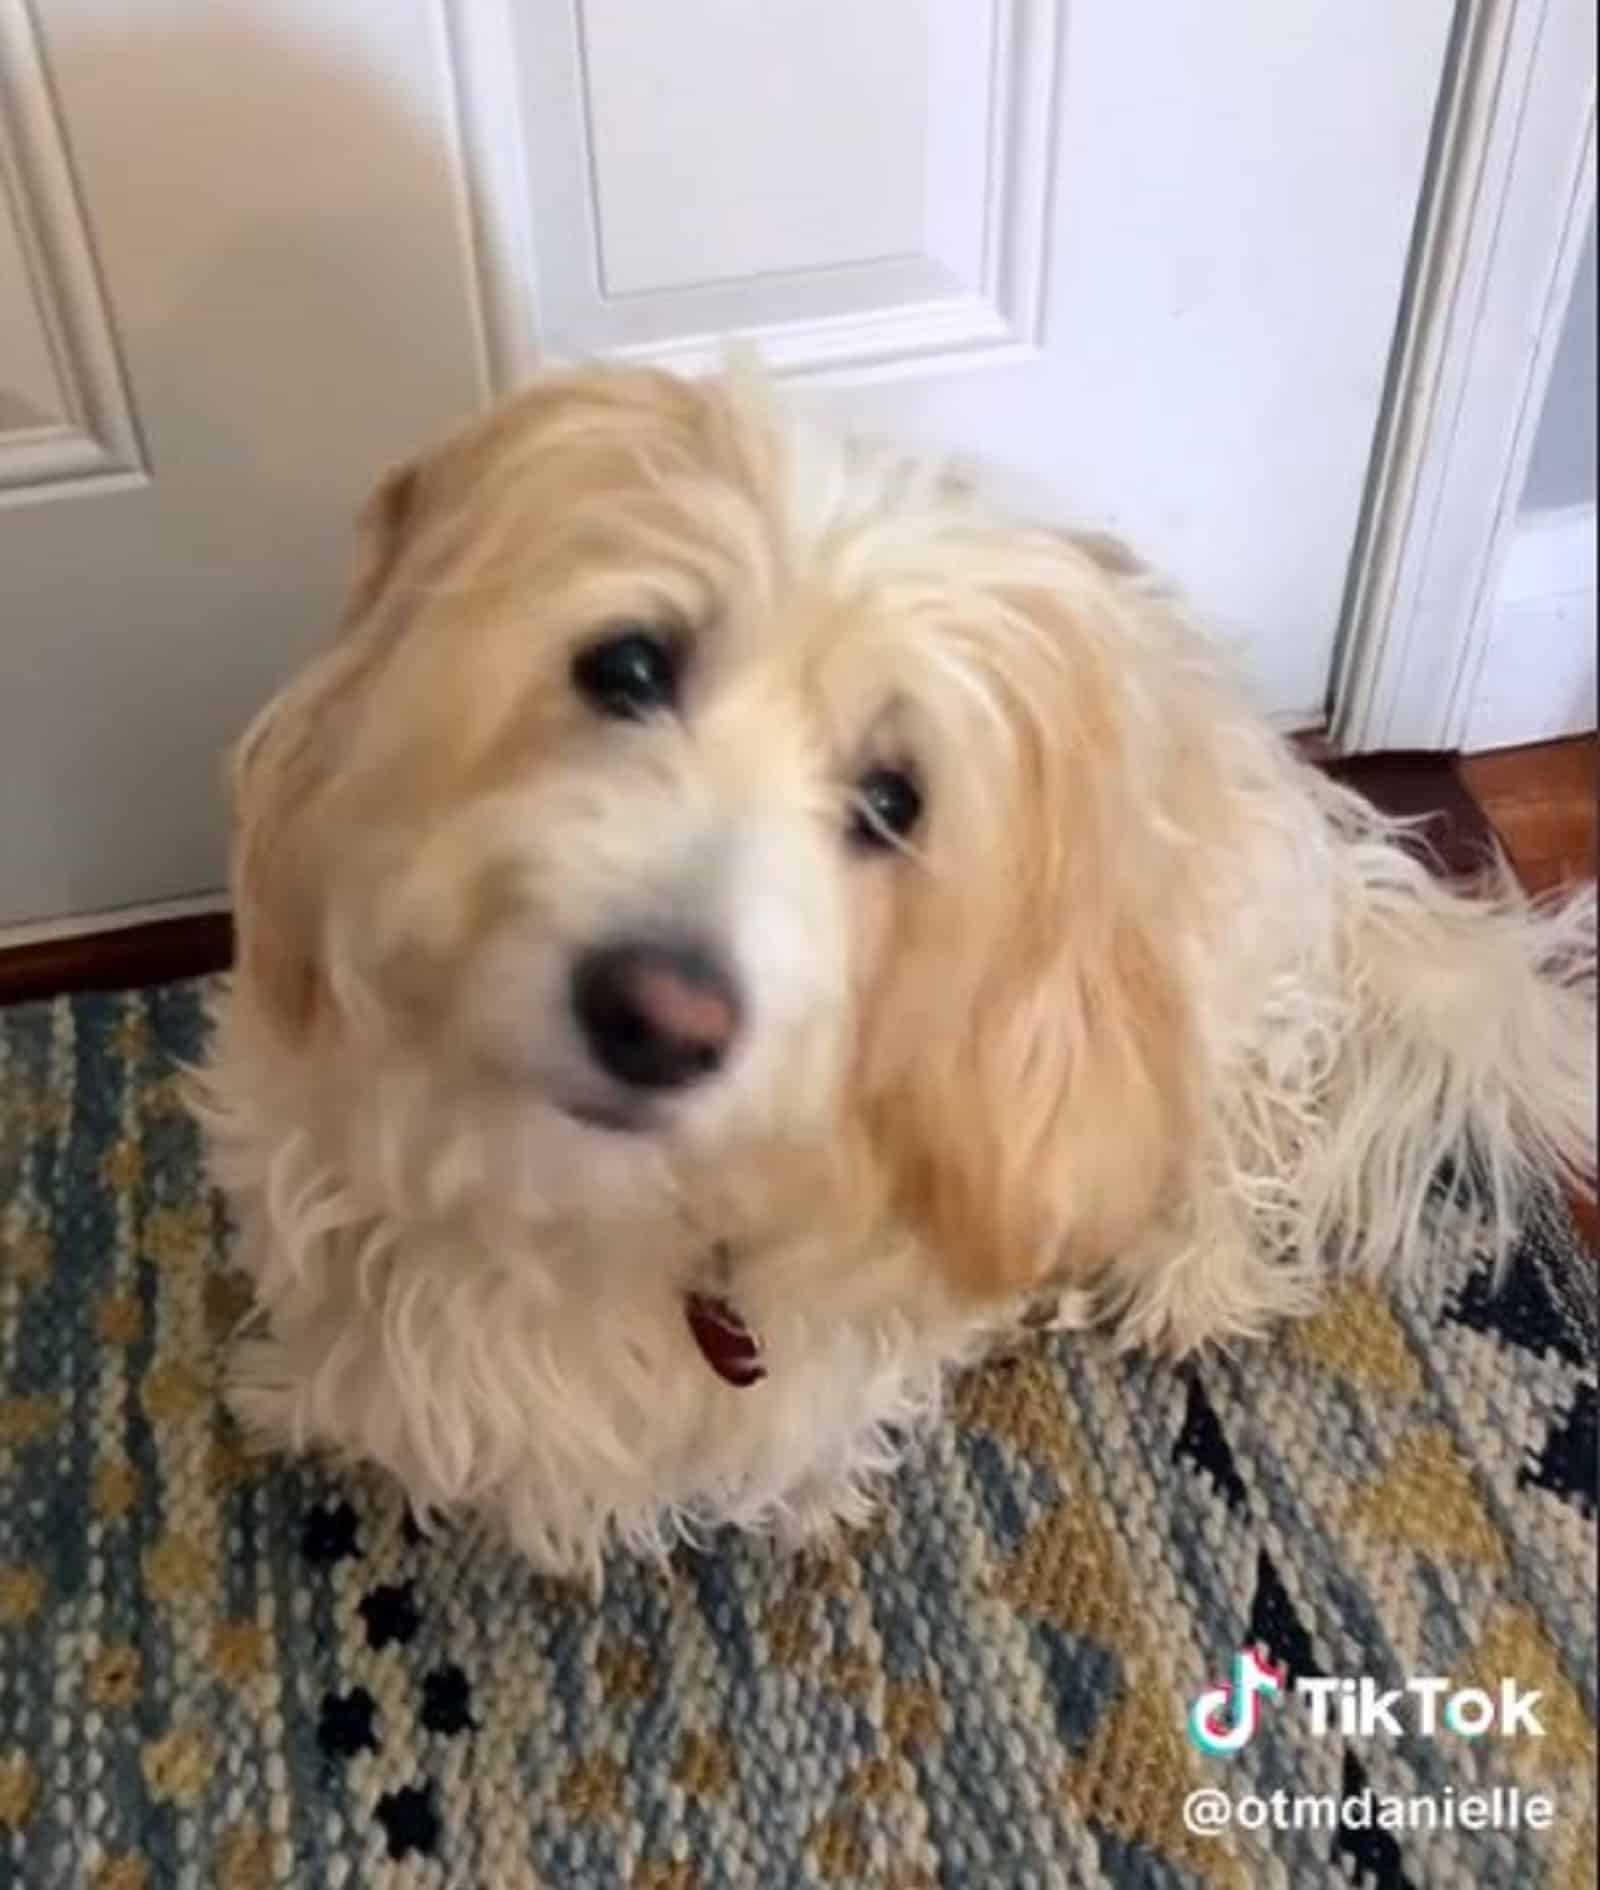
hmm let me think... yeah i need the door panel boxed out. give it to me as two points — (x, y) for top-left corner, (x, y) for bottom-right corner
(0, 0), (142, 499)
(491, 0), (1056, 375)
(0, 0), (484, 929)
(578, 0), (930, 294)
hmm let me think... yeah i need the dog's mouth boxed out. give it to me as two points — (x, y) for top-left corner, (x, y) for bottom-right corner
(560, 1095), (657, 1134)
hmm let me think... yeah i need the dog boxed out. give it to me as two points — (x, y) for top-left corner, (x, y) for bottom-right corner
(194, 360), (1596, 1577)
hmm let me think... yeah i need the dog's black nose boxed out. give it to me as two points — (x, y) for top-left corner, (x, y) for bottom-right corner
(572, 940), (741, 1091)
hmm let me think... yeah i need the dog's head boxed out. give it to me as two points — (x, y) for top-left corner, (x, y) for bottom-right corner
(232, 363), (1226, 1300)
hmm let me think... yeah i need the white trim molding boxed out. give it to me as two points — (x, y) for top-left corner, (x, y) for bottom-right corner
(1331, 0), (1596, 754)
(0, 889), (226, 953)
(0, 0), (147, 502)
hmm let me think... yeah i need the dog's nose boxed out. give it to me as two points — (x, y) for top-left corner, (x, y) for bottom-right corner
(572, 940), (741, 1091)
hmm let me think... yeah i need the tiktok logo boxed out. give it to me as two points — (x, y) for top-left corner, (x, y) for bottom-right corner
(1188, 1651), (1545, 1756)
(1187, 1647), (1287, 1756)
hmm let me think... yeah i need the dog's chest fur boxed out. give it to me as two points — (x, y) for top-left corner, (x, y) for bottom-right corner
(218, 1116), (982, 1575)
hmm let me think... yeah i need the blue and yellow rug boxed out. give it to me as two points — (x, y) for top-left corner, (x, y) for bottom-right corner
(0, 982), (1595, 1888)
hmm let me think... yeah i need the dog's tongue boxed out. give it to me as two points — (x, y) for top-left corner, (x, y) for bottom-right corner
(684, 1292), (766, 1387)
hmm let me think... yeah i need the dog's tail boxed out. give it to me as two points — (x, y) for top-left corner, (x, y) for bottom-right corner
(1300, 778), (1595, 1280)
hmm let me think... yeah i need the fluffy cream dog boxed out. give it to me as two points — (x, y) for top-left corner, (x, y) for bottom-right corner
(195, 361), (1596, 1576)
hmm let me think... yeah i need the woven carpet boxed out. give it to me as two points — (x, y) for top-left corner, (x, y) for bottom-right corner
(0, 982), (1595, 1890)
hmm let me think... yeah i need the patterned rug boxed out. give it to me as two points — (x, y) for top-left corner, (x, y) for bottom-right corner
(0, 981), (1595, 1890)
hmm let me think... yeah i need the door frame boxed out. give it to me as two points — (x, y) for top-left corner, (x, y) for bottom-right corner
(1331, 0), (1596, 755)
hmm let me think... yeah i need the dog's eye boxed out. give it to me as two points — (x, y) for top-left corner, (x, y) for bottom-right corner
(572, 629), (680, 719)
(848, 765), (923, 851)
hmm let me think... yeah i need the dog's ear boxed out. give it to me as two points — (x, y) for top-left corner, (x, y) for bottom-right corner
(228, 678), (331, 1035)
(858, 573), (1215, 1312)
(230, 458), (425, 1035)
(342, 458), (422, 628)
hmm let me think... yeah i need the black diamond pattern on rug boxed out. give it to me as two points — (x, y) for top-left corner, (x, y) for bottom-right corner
(301, 1501), (362, 1566)
(1172, 1366), (1249, 1515)
(359, 1581), (422, 1650)
(375, 1782), (440, 1860)
(1522, 1379), (1598, 1517)
(318, 1687), (379, 1759)
(1446, 1242), (1587, 1370)
(1246, 1549), (1322, 1687)
(420, 1663), (475, 1736)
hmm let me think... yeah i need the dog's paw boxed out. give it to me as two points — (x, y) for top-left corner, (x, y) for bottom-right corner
(1019, 1286), (1095, 1335)
(224, 1331), (315, 1450)
(1099, 1246), (1321, 1357)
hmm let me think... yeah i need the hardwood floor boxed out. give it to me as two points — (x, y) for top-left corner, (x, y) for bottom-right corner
(1460, 734), (1597, 897)
(1459, 735), (1598, 1252)
(1327, 750), (1497, 877)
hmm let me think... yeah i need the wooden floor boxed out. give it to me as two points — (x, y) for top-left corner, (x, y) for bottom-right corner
(1459, 735), (1597, 1250)
(1460, 734), (1597, 896)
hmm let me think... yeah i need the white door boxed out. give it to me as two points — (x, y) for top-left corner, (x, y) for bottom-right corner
(0, 0), (1453, 937)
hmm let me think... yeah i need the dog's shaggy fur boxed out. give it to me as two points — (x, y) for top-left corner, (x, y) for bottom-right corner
(194, 361), (1596, 1576)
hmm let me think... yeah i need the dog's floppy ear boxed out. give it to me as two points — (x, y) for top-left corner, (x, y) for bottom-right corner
(341, 458), (422, 628)
(859, 572), (1215, 1312)
(230, 457), (424, 1035)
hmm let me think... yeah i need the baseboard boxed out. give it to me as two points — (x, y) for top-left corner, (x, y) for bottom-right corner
(1464, 503), (1598, 754)
(0, 890), (228, 951)
(0, 907), (233, 1005)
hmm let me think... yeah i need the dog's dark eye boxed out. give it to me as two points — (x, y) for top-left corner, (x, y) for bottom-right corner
(572, 629), (680, 719)
(848, 765), (923, 851)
